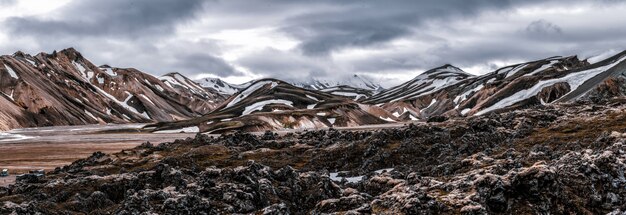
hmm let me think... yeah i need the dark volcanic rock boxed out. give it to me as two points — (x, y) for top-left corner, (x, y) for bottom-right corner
(3, 101), (626, 214)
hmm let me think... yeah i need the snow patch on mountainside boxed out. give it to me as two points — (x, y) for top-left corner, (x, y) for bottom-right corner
(476, 55), (626, 115)
(243, 99), (293, 115)
(196, 77), (243, 95)
(226, 81), (279, 108)
(4, 64), (18, 79)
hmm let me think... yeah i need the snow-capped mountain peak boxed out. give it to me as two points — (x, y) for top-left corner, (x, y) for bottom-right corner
(292, 74), (384, 93)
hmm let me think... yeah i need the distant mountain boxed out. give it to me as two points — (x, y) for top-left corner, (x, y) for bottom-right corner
(152, 50), (626, 133)
(292, 74), (384, 93)
(195, 77), (252, 96)
(4, 47), (626, 132)
(193, 74), (384, 101)
(149, 79), (395, 133)
(365, 64), (473, 104)
(0, 48), (225, 131)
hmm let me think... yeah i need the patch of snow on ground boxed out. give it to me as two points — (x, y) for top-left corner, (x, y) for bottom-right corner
(154, 126), (199, 134)
(330, 172), (364, 183)
(461, 108), (471, 115)
(242, 99), (293, 115)
(307, 104), (317, 109)
(4, 64), (18, 79)
(316, 112), (327, 116)
(375, 168), (394, 174)
(331, 91), (366, 100)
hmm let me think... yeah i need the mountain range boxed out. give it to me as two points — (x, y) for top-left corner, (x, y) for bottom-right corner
(2, 48), (626, 133)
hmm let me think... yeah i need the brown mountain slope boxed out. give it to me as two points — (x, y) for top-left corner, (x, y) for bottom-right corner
(0, 48), (224, 130)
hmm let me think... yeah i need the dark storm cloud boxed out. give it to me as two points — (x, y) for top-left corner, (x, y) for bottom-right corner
(1, 0), (626, 83)
(5, 0), (205, 38)
(236, 48), (327, 81)
(526, 19), (563, 35)
(280, 0), (543, 56)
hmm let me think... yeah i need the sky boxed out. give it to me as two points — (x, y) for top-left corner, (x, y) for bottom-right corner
(0, 0), (625, 86)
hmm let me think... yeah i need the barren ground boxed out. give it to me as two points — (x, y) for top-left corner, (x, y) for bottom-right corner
(0, 124), (196, 186)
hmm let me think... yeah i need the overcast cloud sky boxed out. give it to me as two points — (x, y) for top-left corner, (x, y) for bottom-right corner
(0, 0), (625, 86)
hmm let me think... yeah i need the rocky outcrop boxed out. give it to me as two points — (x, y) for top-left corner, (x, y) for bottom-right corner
(3, 100), (626, 214)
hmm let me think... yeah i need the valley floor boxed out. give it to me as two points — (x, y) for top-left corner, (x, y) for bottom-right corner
(0, 124), (195, 181)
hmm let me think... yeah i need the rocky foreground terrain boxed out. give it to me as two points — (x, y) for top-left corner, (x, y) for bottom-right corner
(2, 99), (626, 214)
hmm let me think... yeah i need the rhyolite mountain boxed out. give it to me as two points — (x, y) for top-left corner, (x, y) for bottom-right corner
(196, 74), (384, 99)
(3, 47), (626, 133)
(195, 77), (252, 96)
(148, 79), (395, 133)
(151, 51), (626, 133)
(0, 48), (226, 131)
(364, 52), (626, 120)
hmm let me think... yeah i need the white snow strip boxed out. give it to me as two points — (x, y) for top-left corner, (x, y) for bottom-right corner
(139, 94), (155, 105)
(461, 108), (471, 115)
(306, 94), (319, 101)
(316, 112), (327, 116)
(477, 56), (626, 115)
(330, 172), (364, 183)
(4, 64), (18, 79)
(24, 59), (36, 67)
(226, 81), (278, 108)
(524, 61), (556, 77)
(505, 64), (526, 78)
(242, 99), (293, 115)
(0, 132), (33, 142)
(307, 104), (317, 109)
(154, 85), (164, 92)
(379, 116), (395, 122)
(154, 126), (199, 134)
(331, 91), (367, 100)
(454, 84), (484, 105)
(85, 110), (99, 120)
(375, 168), (394, 174)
